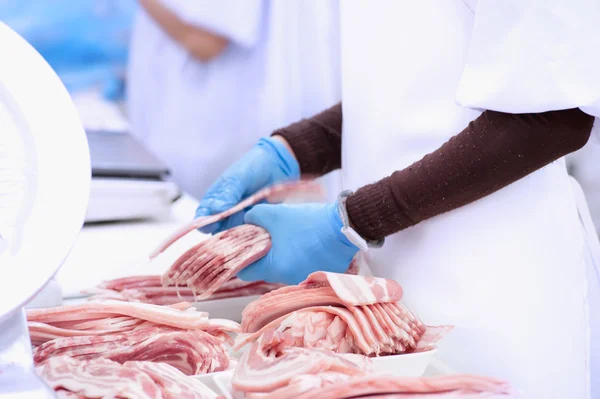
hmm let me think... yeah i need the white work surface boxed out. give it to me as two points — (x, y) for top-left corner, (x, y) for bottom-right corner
(55, 194), (205, 298)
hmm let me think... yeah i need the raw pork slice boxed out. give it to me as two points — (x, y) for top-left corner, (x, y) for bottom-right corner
(37, 356), (217, 399)
(288, 374), (514, 399)
(231, 331), (513, 399)
(162, 224), (272, 300)
(152, 181), (365, 304)
(240, 272), (406, 333)
(28, 301), (238, 375)
(236, 272), (452, 356)
(149, 180), (324, 259)
(232, 330), (373, 394)
(87, 275), (283, 305)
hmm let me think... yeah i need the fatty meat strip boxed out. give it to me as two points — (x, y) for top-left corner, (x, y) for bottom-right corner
(236, 306), (452, 356)
(127, 361), (219, 399)
(232, 330), (373, 394)
(162, 224), (272, 300)
(37, 356), (218, 399)
(240, 272), (407, 332)
(86, 258), (357, 308)
(33, 325), (231, 375)
(260, 375), (515, 399)
(27, 301), (239, 375)
(352, 395), (511, 398)
(284, 375), (515, 399)
(149, 180), (324, 259)
(95, 275), (281, 294)
(161, 225), (362, 302)
(152, 181), (362, 304)
(87, 275), (283, 305)
(26, 300), (217, 330)
(236, 272), (451, 356)
(231, 331), (514, 399)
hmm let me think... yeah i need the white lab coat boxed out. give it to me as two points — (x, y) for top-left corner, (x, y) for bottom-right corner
(127, 0), (342, 200)
(568, 133), (600, 235)
(340, 1), (600, 398)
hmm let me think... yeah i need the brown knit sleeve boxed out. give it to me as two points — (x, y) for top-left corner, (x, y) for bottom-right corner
(272, 103), (342, 176)
(346, 108), (595, 241)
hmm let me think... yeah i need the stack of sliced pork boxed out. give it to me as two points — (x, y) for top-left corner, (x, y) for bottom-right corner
(159, 224), (273, 300)
(232, 330), (515, 398)
(27, 300), (239, 375)
(149, 180), (324, 260)
(37, 356), (217, 399)
(235, 271), (452, 356)
(233, 330), (373, 396)
(87, 275), (283, 305)
(150, 181), (325, 300)
(89, 260), (359, 307)
(111, 181), (358, 305)
(27, 176), (517, 397)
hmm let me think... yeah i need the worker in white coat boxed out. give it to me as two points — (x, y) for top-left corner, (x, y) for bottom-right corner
(195, 1), (600, 397)
(127, 0), (342, 201)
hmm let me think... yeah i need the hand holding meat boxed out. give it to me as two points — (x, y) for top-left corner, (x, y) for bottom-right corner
(195, 137), (300, 234)
(239, 202), (359, 284)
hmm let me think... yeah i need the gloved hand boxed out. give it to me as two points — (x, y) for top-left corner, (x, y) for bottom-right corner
(195, 137), (300, 234)
(238, 202), (360, 284)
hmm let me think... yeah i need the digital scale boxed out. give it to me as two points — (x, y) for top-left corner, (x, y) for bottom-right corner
(85, 129), (180, 223)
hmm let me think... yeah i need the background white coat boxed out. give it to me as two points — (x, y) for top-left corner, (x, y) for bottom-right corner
(340, 1), (600, 398)
(127, 0), (342, 201)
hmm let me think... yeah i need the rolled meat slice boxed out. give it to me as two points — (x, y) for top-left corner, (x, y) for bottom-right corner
(162, 224), (272, 300)
(37, 356), (218, 399)
(27, 301), (239, 375)
(149, 180), (324, 259)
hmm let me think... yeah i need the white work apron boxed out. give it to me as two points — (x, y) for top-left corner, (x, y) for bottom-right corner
(340, 1), (599, 398)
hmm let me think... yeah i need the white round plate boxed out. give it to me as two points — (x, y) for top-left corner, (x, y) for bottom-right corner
(0, 22), (90, 319)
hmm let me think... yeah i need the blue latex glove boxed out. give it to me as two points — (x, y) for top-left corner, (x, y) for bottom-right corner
(195, 137), (300, 234)
(238, 202), (360, 285)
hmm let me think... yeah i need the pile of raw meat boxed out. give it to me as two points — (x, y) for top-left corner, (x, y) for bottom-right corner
(162, 224), (273, 300)
(30, 272), (516, 398)
(232, 333), (514, 398)
(150, 181), (325, 299)
(87, 275), (283, 305)
(149, 180), (324, 260)
(89, 181), (356, 307)
(235, 271), (452, 356)
(27, 300), (239, 375)
(28, 181), (517, 398)
(225, 272), (515, 398)
(38, 356), (217, 399)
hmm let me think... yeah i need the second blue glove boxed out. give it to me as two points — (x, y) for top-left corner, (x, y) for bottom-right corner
(238, 201), (360, 285)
